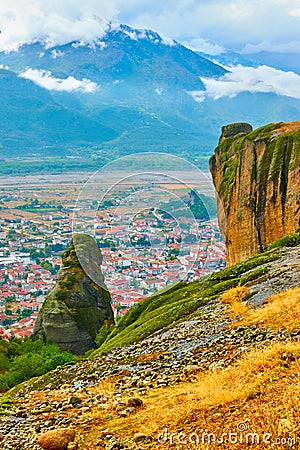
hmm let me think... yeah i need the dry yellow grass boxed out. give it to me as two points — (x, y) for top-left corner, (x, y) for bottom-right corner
(72, 288), (300, 448)
(219, 286), (250, 317)
(220, 286), (300, 332)
(243, 287), (300, 332)
(17, 286), (300, 449)
(76, 341), (300, 449)
(220, 286), (300, 333)
(276, 120), (300, 133)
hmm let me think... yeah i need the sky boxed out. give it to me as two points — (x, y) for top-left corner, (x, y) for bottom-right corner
(0, 0), (300, 53)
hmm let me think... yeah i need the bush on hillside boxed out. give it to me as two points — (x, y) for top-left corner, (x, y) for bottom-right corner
(0, 336), (74, 391)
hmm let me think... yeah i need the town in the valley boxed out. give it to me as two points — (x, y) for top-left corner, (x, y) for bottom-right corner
(0, 171), (226, 340)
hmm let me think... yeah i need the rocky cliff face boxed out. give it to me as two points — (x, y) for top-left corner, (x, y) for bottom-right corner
(34, 234), (114, 355)
(210, 121), (300, 265)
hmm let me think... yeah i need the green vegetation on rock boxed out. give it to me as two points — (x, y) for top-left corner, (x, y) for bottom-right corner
(34, 235), (114, 355)
(95, 248), (282, 355)
(268, 228), (300, 250)
(210, 122), (300, 215)
(246, 122), (282, 142)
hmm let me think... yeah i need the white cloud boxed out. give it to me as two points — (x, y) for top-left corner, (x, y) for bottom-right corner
(160, 35), (175, 47)
(289, 7), (300, 16)
(71, 39), (107, 50)
(182, 38), (225, 55)
(115, 0), (300, 52)
(242, 40), (300, 54)
(0, 0), (299, 53)
(19, 68), (98, 93)
(188, 90), (206, 103)
(0, 0), (118, 51)
(198, 65), (300, 100)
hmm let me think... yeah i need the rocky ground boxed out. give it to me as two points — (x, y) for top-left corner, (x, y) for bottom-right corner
(245, 247), (300, 307)
(1, 309), (299, 449)
(1, 248), (300, 449)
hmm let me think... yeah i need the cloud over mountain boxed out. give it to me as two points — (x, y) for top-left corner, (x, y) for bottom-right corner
(182, 38), (225, 55)
(115, 0), (300, 51)
(0, 0), (300, 52)
(0, 0), (117, 51)
(0, 19), (300, 161)
(19, 68), (98, 93)
(189, 65), (300, 102)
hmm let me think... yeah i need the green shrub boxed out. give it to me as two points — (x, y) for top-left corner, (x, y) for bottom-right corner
(0, 338), (74, 392)
(0, 353), (10, 372)
(268, 229), (300, 250)
(60, 274), (79, 290)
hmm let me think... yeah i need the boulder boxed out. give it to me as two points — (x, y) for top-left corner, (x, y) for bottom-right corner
(38, 428), (75, 450)
(34, 234), (114, 354)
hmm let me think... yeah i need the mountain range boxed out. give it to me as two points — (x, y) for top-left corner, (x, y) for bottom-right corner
(198, 50), (300, 75)
(1, 23), (300, 170)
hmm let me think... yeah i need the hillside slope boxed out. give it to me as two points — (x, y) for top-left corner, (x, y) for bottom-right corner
(0, 68), (117, 156)
(1, 234), (300, 449)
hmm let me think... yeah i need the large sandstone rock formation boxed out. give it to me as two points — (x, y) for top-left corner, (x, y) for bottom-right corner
(210, 121), (300, 266)
(34, 234), (114, 355)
